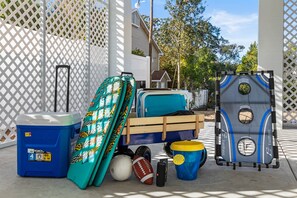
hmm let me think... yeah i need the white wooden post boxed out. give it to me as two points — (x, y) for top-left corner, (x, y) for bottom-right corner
(146, 56), (150, 88)
(258, 0), (284, 129)
(109, 0), (132, 76)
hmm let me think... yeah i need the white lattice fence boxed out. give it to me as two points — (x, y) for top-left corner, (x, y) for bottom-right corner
(0, 0), (109, 148)
(90, 0), (109, 98)
(284, 0), (297, 126)
(0, 0), (42, 147)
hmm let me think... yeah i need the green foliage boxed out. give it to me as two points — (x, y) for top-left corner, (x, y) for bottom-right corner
(161, 0), (207, 88)
(1, 0), (40, 29)
(132, 48), (145, 57)
(146, 0), (243, 92)
(236, 42), (258, 72)
(141, 0), (245, 107)
(183, 48), (216, 90)
(238, 83), (251, 95)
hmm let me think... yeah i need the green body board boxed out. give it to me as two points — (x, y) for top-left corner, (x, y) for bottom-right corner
(67, 76), (127, 189)
(92, 76), (136, 187)
(87, 77), (131, 185)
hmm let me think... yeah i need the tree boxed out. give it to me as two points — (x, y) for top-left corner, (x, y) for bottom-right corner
(142, 0), (244, 108)
(146, 0), (243, 90)
(1, 0), (40, 29)
(236, 42), (258, 72)
(162, 0), (206, 89)
(183, 47), (216, 90)
(132, 48), (145, 57)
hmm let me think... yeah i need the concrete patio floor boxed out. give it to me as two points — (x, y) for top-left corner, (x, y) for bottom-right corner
(1, 122), (297, 198)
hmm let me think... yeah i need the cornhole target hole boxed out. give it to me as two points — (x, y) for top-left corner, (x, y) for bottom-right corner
(215, 71), (279, 170)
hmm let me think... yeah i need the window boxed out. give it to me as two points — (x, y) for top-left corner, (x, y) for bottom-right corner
(132, 13), (140, 27)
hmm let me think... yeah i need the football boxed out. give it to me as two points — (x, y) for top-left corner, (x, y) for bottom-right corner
(132, 156), (154, 185)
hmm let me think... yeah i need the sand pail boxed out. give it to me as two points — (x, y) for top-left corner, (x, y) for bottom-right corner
(171, 141), (205, 180)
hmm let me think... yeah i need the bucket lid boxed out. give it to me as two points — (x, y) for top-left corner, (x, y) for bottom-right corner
(16, 112), (81, 126)
(170, 141), (204, 151)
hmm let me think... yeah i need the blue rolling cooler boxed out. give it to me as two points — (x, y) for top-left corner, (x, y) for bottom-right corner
(16, 112), (81, 177)
(136, 90), (189, 117)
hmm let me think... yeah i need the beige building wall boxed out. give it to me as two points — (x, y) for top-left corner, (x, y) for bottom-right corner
(131, 14), (160, 72)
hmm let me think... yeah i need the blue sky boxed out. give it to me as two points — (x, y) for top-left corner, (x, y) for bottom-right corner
(131, 0), (258, 55)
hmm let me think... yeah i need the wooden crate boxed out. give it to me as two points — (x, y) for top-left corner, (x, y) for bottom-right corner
(122, 114), (204, 144)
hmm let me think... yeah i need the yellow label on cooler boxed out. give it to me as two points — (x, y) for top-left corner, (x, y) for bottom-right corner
(173, 154), (185, 165)
(43, 153), (52, 162)
(25, 132), (31, 137)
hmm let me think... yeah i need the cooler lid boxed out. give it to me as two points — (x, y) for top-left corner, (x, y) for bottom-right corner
(16, 112), (81, 126)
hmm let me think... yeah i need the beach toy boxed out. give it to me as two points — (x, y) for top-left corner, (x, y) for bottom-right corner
(171, 141), (205, 180)
(109, 155), (132, 181)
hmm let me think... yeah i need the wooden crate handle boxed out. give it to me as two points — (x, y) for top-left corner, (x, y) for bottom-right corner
(162, 116), (167, 141)
(126, 118), (131, 144)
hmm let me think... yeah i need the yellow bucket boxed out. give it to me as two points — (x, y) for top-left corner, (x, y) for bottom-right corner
(170, 141), (205, 180)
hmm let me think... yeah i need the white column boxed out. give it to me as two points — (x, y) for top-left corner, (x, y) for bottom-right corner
(146, 56), (150, 88)
(258, 0), (283, 129)
(109, 0), (132, 76)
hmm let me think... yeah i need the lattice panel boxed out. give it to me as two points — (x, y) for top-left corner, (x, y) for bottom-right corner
(56, 67), (69, 112)
(0, 0), (109, 148)
(0, 0), (42, 146)
(89, 0), (109, 99)
(284, 0), (297, 126)
(45, 0), (88, 113)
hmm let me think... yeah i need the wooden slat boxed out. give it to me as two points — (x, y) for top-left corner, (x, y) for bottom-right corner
(122, 114), (204, 137)
(194, 114), (199, 138)
(126, 115), (204, 126)
(122, 128), (200, 137)
(197, 114), (205, 122)
(122, 125), (163, 135)
(162, 117), (167, 141)
(126, 119), (131, 144)
(122, 122), (204, 135)
(167, 123), (203, 132)
(166, 115), (196, 123)
(166, 114), (204, 123)
(128, 117), (163, 126)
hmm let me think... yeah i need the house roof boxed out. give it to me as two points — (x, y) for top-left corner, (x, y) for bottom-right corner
(132, 9), (163, 55)
(152, 70), (171, 82)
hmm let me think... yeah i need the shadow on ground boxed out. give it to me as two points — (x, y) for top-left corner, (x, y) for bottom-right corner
(0, 122), (297, 198)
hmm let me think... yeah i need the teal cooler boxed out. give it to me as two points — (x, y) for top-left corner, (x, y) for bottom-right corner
(171, 141), (205, 180)
(136, 90), (189, 117)
(16, 112), (81, 178)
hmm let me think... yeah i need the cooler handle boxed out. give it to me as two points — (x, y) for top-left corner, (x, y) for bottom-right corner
(54, 65), (71, 112)
(121, 72), (133, 77)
